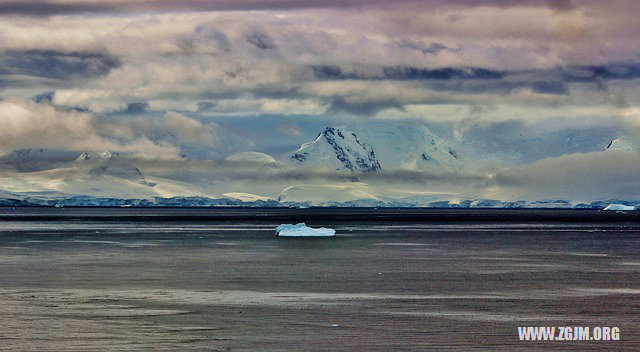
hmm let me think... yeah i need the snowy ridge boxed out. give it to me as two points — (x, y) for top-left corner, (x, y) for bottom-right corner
(75, 150), (152, 185)
(604, 137), (640, 151)
(2, 192), (639, 209)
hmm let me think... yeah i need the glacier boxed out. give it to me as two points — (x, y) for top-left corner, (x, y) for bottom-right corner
(275, 223), (336, 237)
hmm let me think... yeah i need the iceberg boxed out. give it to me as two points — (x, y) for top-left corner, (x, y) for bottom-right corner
(603, 203), (636, 211)
(275, 223), (336, 237)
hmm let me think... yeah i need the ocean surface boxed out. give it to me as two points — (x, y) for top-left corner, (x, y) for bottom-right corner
(0, 207), (639, 351)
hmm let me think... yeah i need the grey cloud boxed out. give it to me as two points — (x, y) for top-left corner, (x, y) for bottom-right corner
(123, 102), (150, 115)
(33, 91), (54, 103)
(0, 50), (120, 81)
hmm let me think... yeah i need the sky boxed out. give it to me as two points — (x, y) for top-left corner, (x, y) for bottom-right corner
(0, 0), (639, 203)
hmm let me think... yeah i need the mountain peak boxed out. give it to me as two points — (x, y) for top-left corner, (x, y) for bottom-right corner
(76, 150), (113, 161)
(290, 127), (382, 173)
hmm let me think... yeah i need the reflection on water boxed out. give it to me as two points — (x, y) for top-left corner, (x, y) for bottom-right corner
(1, 214), (639, 351)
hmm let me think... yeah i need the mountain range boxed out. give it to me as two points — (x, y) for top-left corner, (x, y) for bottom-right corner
(0, 120), (638, 207)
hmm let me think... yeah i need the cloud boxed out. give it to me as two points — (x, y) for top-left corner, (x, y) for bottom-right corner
(0, 0), (592, 17)
(0, 0), (373, 16)
(159, 112), (214, 144)
(326, 96), (403, 115)
(0, 3), (637, 120)
(382, 67), (504, 80)
(489, 150), (640, 200)
(395, 40), (454, 55)
(0, 50), (120, 81)
(122, 102), (149, 114)
(278, 125), (302, 137)
(0, 97), (183, 158)
(246, 31), (277, 50)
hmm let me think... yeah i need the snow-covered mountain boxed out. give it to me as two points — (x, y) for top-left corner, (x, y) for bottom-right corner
(290, 127), (382, 173)
(289, 122), (463, 173)
(349, 121), (463, 171)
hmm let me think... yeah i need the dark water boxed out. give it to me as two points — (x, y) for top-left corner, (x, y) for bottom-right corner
(0, 208), (639, 351)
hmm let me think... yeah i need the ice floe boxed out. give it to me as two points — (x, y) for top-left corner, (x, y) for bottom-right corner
(275, 223), (336, 237)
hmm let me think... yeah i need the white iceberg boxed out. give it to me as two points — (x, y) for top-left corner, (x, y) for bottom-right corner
(603, 203), (635, 211)
(275, 223), (336, 237)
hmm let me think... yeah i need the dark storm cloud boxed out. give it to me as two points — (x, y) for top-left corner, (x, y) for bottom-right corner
(312, 63), (640, 83)
(0, 0), (581, 16)
(0, 0), (366, 16)
(310, 66), (506, 81)
(326, 97), (404, 116)
(560, 63), (640, 82)
(0, 50), (120, 81)
(382, 67), (505, 81)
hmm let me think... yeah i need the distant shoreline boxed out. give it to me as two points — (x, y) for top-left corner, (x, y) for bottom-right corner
(0, 207), (638, 223)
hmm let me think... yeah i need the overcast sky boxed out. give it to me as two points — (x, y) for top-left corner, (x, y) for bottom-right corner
(0, 0), (639, 201)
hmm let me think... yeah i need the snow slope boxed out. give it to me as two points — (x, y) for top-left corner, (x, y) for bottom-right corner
(225, 152), (277, 164)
